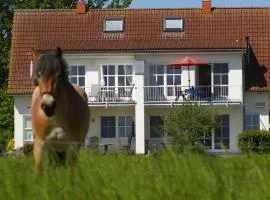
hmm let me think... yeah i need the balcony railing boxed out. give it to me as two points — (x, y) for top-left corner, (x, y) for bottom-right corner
(85, 85), (135, 104)
(144, 85), (242, 104)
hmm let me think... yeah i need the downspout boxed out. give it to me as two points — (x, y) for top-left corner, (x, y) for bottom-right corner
(242, 36), (250, 131)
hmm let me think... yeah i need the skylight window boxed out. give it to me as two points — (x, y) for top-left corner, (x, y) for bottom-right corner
(104, 17), (124, 32)
(163, 17), (184, 32)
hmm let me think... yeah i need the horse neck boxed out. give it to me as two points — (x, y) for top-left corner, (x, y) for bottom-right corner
(55, 81), (73, 115)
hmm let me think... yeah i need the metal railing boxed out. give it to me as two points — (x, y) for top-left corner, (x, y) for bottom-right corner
(85, 85), (135, 104)
(144, 85), (242, 104)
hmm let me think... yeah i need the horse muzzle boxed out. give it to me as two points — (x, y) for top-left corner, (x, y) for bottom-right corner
(41, 93), (56, 117)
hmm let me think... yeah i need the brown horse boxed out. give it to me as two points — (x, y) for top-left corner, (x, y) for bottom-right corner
(31, 48), (90, 175)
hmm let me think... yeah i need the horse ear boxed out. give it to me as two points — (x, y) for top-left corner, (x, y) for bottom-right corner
(56, 47), (63, 58)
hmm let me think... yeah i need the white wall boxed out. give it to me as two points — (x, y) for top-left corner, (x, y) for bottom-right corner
(245, 92), (269, 131)
(14, 96), (32, 148)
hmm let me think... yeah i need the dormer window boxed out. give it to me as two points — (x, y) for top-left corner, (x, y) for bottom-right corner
(104, 17), (124, 32)
(163, 17), (183, 32)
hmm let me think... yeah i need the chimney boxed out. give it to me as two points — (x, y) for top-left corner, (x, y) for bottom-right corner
(76, 0), (86, 14)
(202, 0), (212, 14)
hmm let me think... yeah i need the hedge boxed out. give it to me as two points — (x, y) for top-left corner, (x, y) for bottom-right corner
(238, 129), (270, 153)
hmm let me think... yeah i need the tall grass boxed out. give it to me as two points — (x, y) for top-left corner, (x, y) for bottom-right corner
(0, 150), (270, 199)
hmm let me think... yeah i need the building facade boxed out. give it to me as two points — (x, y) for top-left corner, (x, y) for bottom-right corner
(9, 0), (270, 154)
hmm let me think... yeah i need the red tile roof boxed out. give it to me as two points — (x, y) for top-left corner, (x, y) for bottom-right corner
(8, 8), (270, 94)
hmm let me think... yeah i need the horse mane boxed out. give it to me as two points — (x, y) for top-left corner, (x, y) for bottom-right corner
(34, 48), (69, 83)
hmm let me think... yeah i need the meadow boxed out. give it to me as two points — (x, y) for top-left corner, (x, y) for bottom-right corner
(0, 149), (270, 200)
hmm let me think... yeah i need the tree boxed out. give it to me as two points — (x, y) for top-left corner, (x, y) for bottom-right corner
(87, 0), (132, 9)
(163, 104), (217, 149)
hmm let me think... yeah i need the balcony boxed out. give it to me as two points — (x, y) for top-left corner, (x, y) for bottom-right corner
(86, 85), (135, 106)
(144, 85), (242, 105)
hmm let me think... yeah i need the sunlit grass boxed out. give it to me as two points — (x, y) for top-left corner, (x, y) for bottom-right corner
(0, 150), (270, 199)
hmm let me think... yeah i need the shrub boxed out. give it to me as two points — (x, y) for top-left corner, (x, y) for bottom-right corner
(0, 129), (13, 153)
(23, 143), (34, 156)
(238, 129), (270, 153)
(5, 138), (14, 152)
(163, 104), (217, 149)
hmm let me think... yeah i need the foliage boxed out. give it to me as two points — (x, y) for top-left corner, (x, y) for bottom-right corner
(87, 0), (132, 8)
(164, 104), (217, 148)
(0, 88), (14, 131)
(1, 150), (270, 199)
(5, 138), (14, 151)
(0, 129), (13, 153)
(238, 129), (270, 153)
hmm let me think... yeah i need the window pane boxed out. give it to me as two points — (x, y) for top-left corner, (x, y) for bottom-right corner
(126, 127), (132, 137)
(157, 65), (164, 74)
(108, 65), (115, 75)
(252, 115), (259, 127)
(222, 115), (229, 126)
(222, 75), (228, 85)
(167, 67), (173, 74)
(118, 65), (124, 75)
(109, 77), (115, 86)
(79, 77), (85, 86)
(78, 66), (85, 75)
(126, 76), (132, 86)
(213, 64), (221, 73)
(126, 117), (133, 126)
(220, 64), (229, 73)
(103, 65), (107, 75)
(126, 65), (132, 75)
(119, 127), (126, 137)
(214, 75), (220, 85)
(175, 67), (181, 74)
(175, 76), (181, 85)
(150, 116), (163, 138)
(214, 139), (221, 149)
(25, 119), (32, 129)
(222, 127), (230, 137)
(167, 75), (173, 85)
(118, 116), (125, 126)
(101, 117), (116, 138)
(215, 127), (222, 138)
(25, 130), (33, 141)
(157, 76), (164, 85)
(70, 66), (77, 75)
(118, 77), (125, 86)
(222, 139), (230, 149)
(70, 77), (77, 84)
(245, 115), (251, 126)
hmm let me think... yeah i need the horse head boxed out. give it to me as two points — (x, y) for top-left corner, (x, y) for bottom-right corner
(33, 47), (69, 117)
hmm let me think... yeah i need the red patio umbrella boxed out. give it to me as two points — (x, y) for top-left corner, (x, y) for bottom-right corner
(167, 56), (209, 89)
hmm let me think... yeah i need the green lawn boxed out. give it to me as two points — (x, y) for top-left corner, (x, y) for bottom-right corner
(0, 150), (270, 200)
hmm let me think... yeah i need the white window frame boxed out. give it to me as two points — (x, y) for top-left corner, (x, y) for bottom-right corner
(23, 116), (34, 143)
(101, 115), (134, 139)
(104, 17), (124, 32)
(102, 64), (134, 89)
(163, 17), (184, 32)
(211, 63), (229, 97)
(69, 65), (85, 88)
(202, 114), (230, 150)
(149, 64), (182, 97)
(244, 113), (260, 130)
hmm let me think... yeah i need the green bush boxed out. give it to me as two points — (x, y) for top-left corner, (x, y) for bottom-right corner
(0, 129), (13, 153)
(238, 129), (270, 153)
(164, 104), (217, 149)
